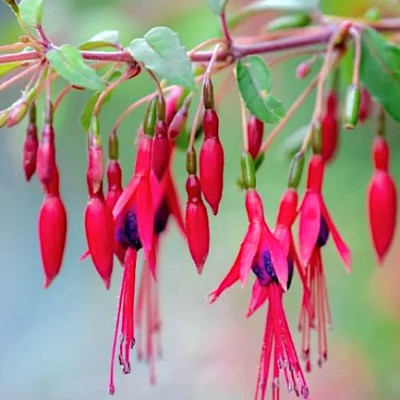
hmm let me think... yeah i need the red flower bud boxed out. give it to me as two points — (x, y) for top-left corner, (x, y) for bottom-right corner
(22, 122), (38, 181)
(372, 136), (389, 171)
(87, 134), (104, 195)
(247, 115), (264, 159)
(185, 175), (210, 274)
(321, 92), (339, 163)
(85, 189), (114, 288)
(38, 194), (67, 288)
(168, 99), (189, 140)
(152, 121), (170, 181)
(165, 87), (182, 125)
(359, 87), (372, 123)
(368, 170), (397, 263)
(296, 60), (312, 79)
(106, 160), (123, 210)
(200, 109), (224, 215)
(306, 155), (324, 192)
(36, 123), (56, 189)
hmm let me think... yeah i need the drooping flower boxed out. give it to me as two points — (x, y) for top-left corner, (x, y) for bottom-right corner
(112, 132), (155, 276)
(297, 154), (351, 369)
(38, 167), (67, 288)
(22, 104), (38, 181)
(368, 136), (397, 263)
(209, 189), (309, 400)
(321, 90), (339, 164)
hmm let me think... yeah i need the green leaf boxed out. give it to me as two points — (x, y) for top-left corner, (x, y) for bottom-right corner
(128, 27), (195, 90)
(266, 13), (311, 31)
(19, 0), (44, 27)
(207, 0), (228, 15)
(360, 28), (400, 123)
(47, 45), (105, 91)
(0, 63), (21, 78)
(236, 56), (285, 123)
(79, 30), (120, 50)
(80, 71), (121, 131)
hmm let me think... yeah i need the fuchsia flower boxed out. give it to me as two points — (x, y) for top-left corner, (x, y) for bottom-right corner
(359, 87), (372, 123)
(112, 132), (155, 276)
(298, 154), (351, 369)
(368, 136), (397, 263)
(22, 115), (38, 181)
(209, 189), (308, 400)
(152, 119), (170, 181)
(321, 91), (339, 164)
(247, 114), (264, 160)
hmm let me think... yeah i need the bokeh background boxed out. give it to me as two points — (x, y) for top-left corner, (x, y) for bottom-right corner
(1, 0), (400, 399)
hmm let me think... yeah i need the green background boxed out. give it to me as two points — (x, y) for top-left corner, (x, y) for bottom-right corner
(0, 0), (400, 399)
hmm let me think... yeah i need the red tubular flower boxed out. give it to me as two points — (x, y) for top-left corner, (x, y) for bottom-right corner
(247, 114), (264, 159)
(38, 168), (67, 288)
(299, 154), (351, 270)
(22, 119), (38, 181)
(297, 155), (351, 370)
(359, 87), (372, 123)
(186, 174), (209, 274)
(152, 120), (170, 181)
(199, 109), (224, 215)
(106, 160), (123, 210)
(321, 91), (339, 164)
(368, 137), (397, 263)
(112, 133), (155, 277)
(36, 122), (56, 189)
(87, 133), (104, 195)
(209, 189), (308, 400)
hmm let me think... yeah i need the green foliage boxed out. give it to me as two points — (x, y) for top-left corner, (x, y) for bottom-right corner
(19, 0), (44, 27)
(79, 30), (120, 50)
(236, 56), (285, 123)
(360, 28), (400, 123)
(266, 13), (312, 31)
(128, 27), (195, 90)
(207, 0), (228, 15)
(47, 45), (105, 91)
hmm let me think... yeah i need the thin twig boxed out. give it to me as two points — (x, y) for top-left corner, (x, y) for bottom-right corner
(0, 62), (39, 91)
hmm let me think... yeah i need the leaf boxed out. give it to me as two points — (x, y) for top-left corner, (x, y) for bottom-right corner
(80, 71), (121, 131)
(266, 13), (311, 32)
(128, 27), (195, 90)
(19, 0), (44, 27)
(0, 62), (21, 78)
(47, 45), (105, 91)
(207, 0), (228, 15)
(3, 0), (19, 14)
(244, 0), (319, 11)
(79, 30), (120, 50)
(236, 56), (285, 123)
(280, 124), (308, 158)
(360, 28), (400, 123)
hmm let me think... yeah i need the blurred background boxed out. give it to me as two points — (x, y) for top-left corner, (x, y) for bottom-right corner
(1, 0), (400, 399)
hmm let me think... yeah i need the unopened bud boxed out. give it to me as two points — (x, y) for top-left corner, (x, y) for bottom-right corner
(344, 84), (361, 129)
(288, 152), (305, 189)
(241, 152), (256, 190)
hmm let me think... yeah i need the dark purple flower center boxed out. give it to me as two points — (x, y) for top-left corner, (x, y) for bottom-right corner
(154, 199), (170, 234)
(117, 211), (142, 250)
(316, 216), (329, 247)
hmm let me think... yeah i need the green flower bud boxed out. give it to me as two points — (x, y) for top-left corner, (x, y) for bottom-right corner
(344, 84), (361, 130)
(288, 151), (305, 189)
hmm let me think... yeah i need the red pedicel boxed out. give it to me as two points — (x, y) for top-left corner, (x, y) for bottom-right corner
(200, 109), (224, 215)
(185, 174), (210, 274)
(247, 114), (264, 159)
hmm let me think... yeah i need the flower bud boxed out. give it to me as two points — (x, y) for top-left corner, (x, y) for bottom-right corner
(296, 61), (312, 79)
(168, 97), (190, 140)
(87, 133), (104, 195)
(372, 136), (389, 171)
(23, 121), (38, 181)
(7, 97), (30, 127)
(287, 151), (304, 189)
(36, 122), (56, 189)
(152, 121), (170, 181)
(247, 115), (264, 159)
(359, 87), (372, 123)
(321, 92), (339, 163)
(85, 189), (114, 288)
(343, 84), (361, 129)
(241, 152), (256, 190)
(185, 175), (210, 274)
(38, 194), (67, 288)
(368, 170), (397, 263)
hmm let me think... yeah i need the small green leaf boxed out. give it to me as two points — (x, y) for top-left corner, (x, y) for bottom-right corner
(266, 13), (311, 31)
(360, 28), (400, 123)
(47, 45), (105, 91)
(236, 56), (285, 123)
(128, 27), (195, 90)
(0, 63), (21, 79)
(207, 0), (228, 15)
(19, 0), (44, 27)
(80, 71), (121, 131)
(79, 30), (120, 50)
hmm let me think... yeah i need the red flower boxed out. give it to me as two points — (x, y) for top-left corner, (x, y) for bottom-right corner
(38, 168), (67, 288)
(22, 119), (38, 181)
(36, 122), (56, 190)
(185, 174), (210, 274)
(321, 91), (339, 164)
(209, 189), (308, 400)
(297, 155), (351, 369)
(112, 133), (155, 276)
(368, 136), (397, 263)
(199, 109), (224, 215)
